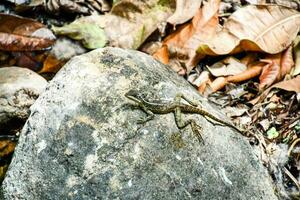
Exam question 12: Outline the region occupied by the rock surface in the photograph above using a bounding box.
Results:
[0,67,47,134]
[2,48,277,199]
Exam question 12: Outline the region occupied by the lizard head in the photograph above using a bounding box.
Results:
[125,89,144,104]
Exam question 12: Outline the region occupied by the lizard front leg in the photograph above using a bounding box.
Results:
[137,104,155,124]
[174,107,204,143]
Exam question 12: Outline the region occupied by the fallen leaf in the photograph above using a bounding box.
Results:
[12,52,43,71]
[280,46,294,78]
[246,0,300,10]
[0,140,16,157]
[292,36,300,76]
[0,13,55,51]
[209,76,228,92]
[188,70,210,87]
[197,5,300,56]
[271,75,300,92]
[259,61,280,90]
[45,0,89,14]
[207,56,247,77]
[250,75,300,104]
[167,0,202,25]
[103,0,175,49]
[39,54,66,73]
[259,54,282,90]
[258,118,271,131]
[52,21,107,49]
[160,0,220,73]
[227,62,263,83]
[153,44,169,64]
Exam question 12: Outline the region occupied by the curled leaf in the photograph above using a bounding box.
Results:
[209,76,228,92]
[162,0,220,73]
[259,60,280,90]
[167,0,202,25]
[197,5,300,56]
[227,63,263,83]
[0,13,55,51]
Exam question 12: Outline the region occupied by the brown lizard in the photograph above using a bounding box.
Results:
[125,89,245,143]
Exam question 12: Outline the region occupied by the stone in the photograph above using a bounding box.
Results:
[2,48,277,199]
[0,67,47,134]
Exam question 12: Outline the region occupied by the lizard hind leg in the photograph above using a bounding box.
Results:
[174,107,204,143]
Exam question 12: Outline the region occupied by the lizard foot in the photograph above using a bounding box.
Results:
[191,122,204,144]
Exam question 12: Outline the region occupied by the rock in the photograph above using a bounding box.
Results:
[0,67,47,134]
[2,48,277,199]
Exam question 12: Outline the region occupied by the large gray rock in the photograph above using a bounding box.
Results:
[0,67,47,133]
[2,48,277,199]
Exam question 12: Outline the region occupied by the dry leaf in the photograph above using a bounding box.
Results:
[227,63,263,83]
[103,0,175,49]
[271,75,300,93]
[280,46,294,78]
[160,0,220,73]
[207,56,247,77]
[153,44,169,64]
[0,13,55,51]
[209,76,228,92]
[197,5,300,56]
[292,36,300,76]
[39,54,66,73]
[188,70,210,87]
[250,75,300,104]
[259,60,280,90]
[246,0,300,10]
[167,0,202,25]
[52,20,107,49]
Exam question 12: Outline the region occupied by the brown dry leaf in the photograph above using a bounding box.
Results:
[160,0,220,73]
[246,0,300,10]
[39,54,66,74]
[0,13,55,51]
[0,140,16,158]
[153,44,169,64]
[259,60,280,90]
[250,75,300,104]
[167,0,202,25]
[197,5,300,56]
[258,47,294,90]
[209,76,228,92]
[271,75,300,92]
[280,46,294,78]
[227,62,264,83]
[12,52,44,71]
[101,0,175,49]
[292,36,300,76]
[207,56,247,77]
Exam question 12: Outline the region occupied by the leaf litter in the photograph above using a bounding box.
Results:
[1,0,300,198]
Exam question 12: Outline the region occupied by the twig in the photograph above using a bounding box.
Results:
[288,138,300,157]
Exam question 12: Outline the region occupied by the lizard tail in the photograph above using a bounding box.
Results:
[201,110,244,134]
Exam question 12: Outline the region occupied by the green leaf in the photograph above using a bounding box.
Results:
[52,22,107,49]
[267,127,279,139]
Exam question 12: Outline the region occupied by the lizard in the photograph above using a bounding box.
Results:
[125,89,245,143]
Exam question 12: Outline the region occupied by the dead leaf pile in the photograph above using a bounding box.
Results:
[1,0,300,197]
